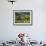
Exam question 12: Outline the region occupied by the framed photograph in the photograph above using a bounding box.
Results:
[13,10,33,25]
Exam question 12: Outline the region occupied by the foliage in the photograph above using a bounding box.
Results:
[15,12,30,23]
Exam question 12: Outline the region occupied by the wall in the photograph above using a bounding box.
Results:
[0,0,46,42]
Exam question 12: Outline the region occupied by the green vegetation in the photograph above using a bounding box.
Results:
[15,12,30,23]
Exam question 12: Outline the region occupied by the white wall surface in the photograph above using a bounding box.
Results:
[0,0,46,42]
